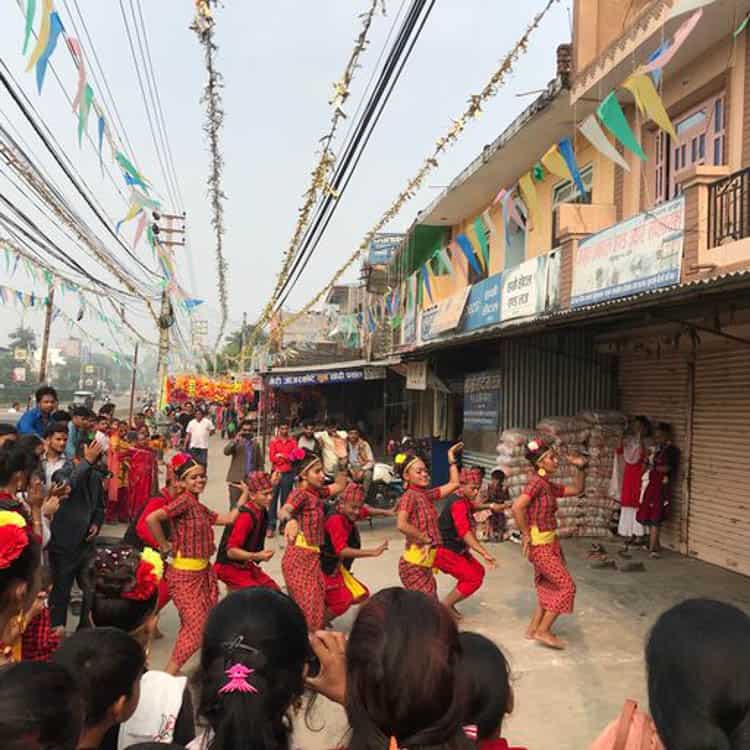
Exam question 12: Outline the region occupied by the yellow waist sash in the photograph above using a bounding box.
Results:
[530,526,557,546]
[294,533,320,553]
[171,552,209,571]
[402,544,437,568]
[339,564,368,600]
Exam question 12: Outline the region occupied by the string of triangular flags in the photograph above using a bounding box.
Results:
[20,0,161,248]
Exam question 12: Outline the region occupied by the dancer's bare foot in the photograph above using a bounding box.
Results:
[525,626,536,640]
[534,631,566,650]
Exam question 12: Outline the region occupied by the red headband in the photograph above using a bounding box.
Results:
[246,471,273,493]
[459,467,483,486]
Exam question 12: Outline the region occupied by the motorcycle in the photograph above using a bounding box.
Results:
[366,462,403,510]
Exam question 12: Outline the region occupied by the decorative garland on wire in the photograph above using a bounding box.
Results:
[279,0,560,332]
[256,0,386,330]
[192,0,229,349]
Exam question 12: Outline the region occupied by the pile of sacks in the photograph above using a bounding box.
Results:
[493,410,627,539]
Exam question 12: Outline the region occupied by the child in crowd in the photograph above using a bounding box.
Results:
[88,543,196,749]
[320,482,389,623]
[394,443,462,597]
[278,447,348,632]
[437,466,497,620]
[0,661,83,750]
[460,632,526,750]
[21,567,60,662]
[127,426,159,522]
[191,587,310,750]
[146,454,248,675]
[52,627,146,750]
[214,471,280,592]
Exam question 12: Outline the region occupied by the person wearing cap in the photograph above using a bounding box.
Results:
[320,482,390,623]
[146,453,249,675]
[512,439,586,650]
[278,446,349,632]
[394,442,463,597]
[213,470,280,592]
[436,466,497,620]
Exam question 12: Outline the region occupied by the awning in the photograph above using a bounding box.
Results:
[263,357,401,388]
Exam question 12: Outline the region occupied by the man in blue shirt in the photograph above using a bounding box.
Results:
[17,385,58,437]
[66,406,94,459]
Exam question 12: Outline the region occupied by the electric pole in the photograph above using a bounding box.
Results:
[239,311,247,373]
[38,286,55,383]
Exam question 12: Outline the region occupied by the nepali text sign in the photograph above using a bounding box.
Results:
[464,390,500,431]
[368,233,403,265]
[501,254,554,322]
[463,273,502,331]
[267,369,364,387]
[401,305,417,349]
[571,196,684,308]
[420,288,469,343]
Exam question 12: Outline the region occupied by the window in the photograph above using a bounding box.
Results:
[551,164,593,248]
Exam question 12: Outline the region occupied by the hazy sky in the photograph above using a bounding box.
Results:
[0,0,570,356]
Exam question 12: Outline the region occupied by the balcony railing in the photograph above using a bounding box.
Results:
[708,168,750,249]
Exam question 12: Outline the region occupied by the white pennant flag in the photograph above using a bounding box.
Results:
[667,0,716,20]
[579,114,630,172]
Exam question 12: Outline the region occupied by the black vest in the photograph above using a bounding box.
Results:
[320,513,360,576]
[123,499,171,550]
[438,497,469,554]
[216,505,267,566]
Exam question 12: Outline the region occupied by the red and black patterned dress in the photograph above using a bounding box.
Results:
[281,484,330,631]
[637,444,680,526]
[397,484,442,597]
[523,475,576,615]
[164,490,219,669]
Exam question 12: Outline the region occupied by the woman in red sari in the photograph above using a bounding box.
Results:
[126,426,159,522]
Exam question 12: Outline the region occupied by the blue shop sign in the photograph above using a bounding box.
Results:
[463,273,502,331]
[464,390,500,431]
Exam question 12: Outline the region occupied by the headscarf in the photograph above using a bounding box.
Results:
[246,471,272,493]
[171,452,202,479]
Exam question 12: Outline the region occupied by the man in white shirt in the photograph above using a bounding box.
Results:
[186,406,215,467]
[314,418,348,477]
[93,415,111,457]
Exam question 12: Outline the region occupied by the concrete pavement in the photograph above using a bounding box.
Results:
[106,435,750,749]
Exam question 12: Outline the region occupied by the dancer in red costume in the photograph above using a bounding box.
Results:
[394,442,462,597]
[512,439,586,650]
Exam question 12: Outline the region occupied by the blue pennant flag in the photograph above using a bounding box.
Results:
[36,12,64,93]
[456,234,481,275]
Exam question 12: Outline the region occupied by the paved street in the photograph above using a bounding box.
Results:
[102,435,750,750]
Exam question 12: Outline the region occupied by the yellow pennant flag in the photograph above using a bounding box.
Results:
[26,0,53,71]
[622,73,677,140]
[541,144,571,181]
[518,173,539,230]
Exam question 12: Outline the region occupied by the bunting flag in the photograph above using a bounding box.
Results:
[23,0,37,55]
[558,138,588,198]
[645,41,669,85]
[597,92,646,160]
[132,210,147,249]
[26,0,52,71]
[130,188,161,211]
[421,264,433,304]
[643,10,702,73]
[183,298,205,311]
[473,217,490,270]
[97,116,105,171]
[68,38,85,111]
[735,13,750,38]
[35,11,64,93]
[492,187,507,206]
[505,190,525,230]
[622,73,677,139]
[667,0,716,20]
[455,234,482,275]
[541,144,571,180]
[448,240,468,283]
[578,114,630,171]
[116,203,141,233]
[116,152,149,192]
[77,83,94,145]
[438,247,453,276]
[518,173,539,229]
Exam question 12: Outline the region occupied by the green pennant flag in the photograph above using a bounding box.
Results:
[473,217,490,270]
[532,163,545,182]
[597,91,646,160]
[23,0,37,55]
[43,270,53,286]
[390,313,403,329]
[77,84,94,146]
[735,14,750,38]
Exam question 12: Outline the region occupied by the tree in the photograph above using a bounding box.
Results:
[8,325,36,353]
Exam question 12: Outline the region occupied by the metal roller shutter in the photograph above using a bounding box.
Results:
[689,348,750,575]
[618,353,690,552]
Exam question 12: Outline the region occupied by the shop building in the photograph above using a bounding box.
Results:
[382,0,750,576]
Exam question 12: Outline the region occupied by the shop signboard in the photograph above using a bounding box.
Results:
[420,305,440,343]
[406,361,427,391]
[501,255,551,321]
[571,196,684,308]
[401,305,417,349]
[463,390,500,431]
[363,366,386,380]
[367,233,403,265]
[267,369,364,387]
[463,273,502,331]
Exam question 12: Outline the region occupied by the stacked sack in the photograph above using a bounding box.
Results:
[535,417,588,538]
[494,428,532,533]
[577,410,627,538]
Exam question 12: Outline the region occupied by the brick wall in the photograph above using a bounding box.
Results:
[559,238,575,309]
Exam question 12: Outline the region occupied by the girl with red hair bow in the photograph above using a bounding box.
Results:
[436,466,497,620]
[394,442,462,598]
[512,439,586,650]
[146,453,248,675]
[214,470,281,592]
